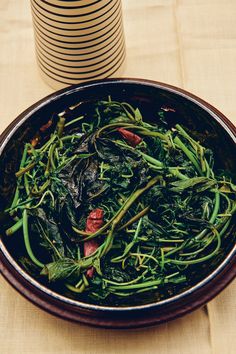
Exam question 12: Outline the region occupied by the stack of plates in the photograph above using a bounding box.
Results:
[30,0,126,89]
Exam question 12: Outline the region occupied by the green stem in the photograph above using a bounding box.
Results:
[31,180,50,196]
[175,124,199,146]
[103,270,148,287]
[49,143,57,170]
[65,283,86,293]
[57,117,66,137]
[6,218,23,236]
[139,151,188,180]
[209,191,220,223]
[119,206,150,230]
[64,115,84,127]
[174,136,203,175]
[22,209,44,268]
[61,135,82,142]
[166,229,221,265]
[16,162,36,178]
[29,190,54,209]
[112,218,143,262]
[108,275,186,291]
[139,151,163,167]
[125,126,168,141]
[39,135,57,153]
[24,174,30,196]
[113,140,188,180]
[196,191,220,240]
[10,186,19,211]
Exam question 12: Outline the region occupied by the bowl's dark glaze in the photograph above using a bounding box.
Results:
[0,78,235,328]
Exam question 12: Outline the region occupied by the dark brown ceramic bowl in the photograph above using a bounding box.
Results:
[0,78,236,328]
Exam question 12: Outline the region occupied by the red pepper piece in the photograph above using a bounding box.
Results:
[30,136,40,148]
[40,119,53,132]
[84,239,99,278]
[117,128,142,147]
[85,208,104,233]
[84,208,104,278]
[30,119,53,148]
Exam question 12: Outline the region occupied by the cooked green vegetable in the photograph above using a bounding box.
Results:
[4,98,236,305]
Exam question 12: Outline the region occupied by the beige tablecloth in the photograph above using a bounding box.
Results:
[0,1,236,353]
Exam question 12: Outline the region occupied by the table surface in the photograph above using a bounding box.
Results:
[0,1,236,353]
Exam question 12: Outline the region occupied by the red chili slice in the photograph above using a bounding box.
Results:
[30,119,53,148]
[30,136,40,148]
[84,208,104,278]
[117,128,142,147]
[40,119,53,132]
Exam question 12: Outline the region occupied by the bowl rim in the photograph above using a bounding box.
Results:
[0,77,236,316]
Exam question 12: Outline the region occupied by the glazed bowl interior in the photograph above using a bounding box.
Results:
[0,79,236,311]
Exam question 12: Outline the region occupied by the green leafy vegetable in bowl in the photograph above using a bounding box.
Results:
[5,98,236,305]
